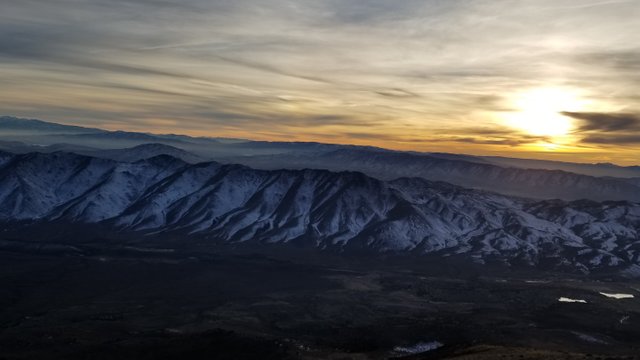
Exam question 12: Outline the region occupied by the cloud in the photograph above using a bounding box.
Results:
[1,0,640,162]
[574,50,640,74]
[375,88,420,98]
[560,111,640,145]
[552,0,633,10]
[561,111,640,132]
[581,135,640,144]
[341,126,550,147]
[213,56,334,85]
[439,135,551,147]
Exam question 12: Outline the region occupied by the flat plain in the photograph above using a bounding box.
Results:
[0,239,639,359]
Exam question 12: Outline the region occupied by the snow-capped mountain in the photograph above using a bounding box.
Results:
[0,150,639,275]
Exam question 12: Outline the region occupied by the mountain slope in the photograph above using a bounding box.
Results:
[0,151,639,275]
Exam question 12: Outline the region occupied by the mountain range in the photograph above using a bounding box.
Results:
[226,149,640,202]
[2,116,640,203]
[1,149,639,276]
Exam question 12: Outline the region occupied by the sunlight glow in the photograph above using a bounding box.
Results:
[506,88,587,138]
[540,142,559,151]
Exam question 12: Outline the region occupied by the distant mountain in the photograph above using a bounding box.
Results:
[424,152,494,164]
[0,116,99,134]
[481,155,640,178]
[0,116,217,150]
[0,116,339,157]
[1,151,639,276]
[0,141,206,164]
[224,148,640,202]
[85,143,207,163]
[3,116,640,202]
[0,140,100,154]
[69,130,175,142]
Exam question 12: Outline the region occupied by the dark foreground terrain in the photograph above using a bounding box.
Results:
[0,239,639,359]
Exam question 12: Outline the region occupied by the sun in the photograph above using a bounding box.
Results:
[506,87,586,137]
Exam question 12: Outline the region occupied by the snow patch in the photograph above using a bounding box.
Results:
[599,292,634,299]
[558,297,587,303]
[393,341,443,355]
[571,331,609,345]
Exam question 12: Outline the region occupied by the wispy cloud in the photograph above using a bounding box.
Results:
[552,0,632,10]
[581,135,640,144]
[1,0,639,162]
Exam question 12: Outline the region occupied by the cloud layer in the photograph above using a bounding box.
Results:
[1,0,639,163]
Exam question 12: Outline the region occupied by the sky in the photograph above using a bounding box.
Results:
[1,0,639,164]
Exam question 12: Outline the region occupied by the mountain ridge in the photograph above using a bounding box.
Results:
[228,148,640,202]
[3,115,640,202]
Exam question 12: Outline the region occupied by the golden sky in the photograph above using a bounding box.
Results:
[1,0,639,164]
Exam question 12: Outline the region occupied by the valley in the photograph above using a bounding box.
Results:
[0,244,639,359]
